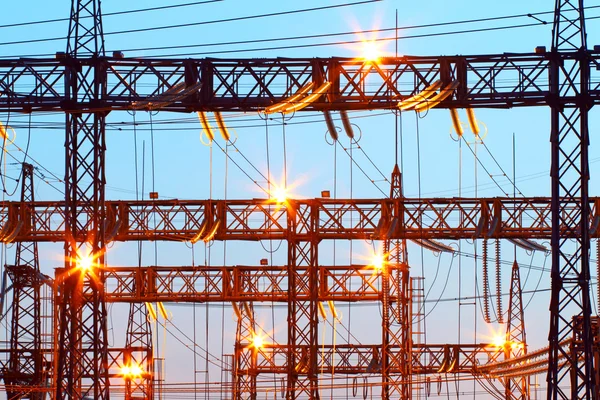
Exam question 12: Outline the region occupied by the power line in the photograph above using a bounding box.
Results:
[0,0,381,47]
[92,6,600,55]
[0,0,224,29]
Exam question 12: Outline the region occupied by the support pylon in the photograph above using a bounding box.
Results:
[124,302,153,400]
[233,297,257,400]
[381,164,411,400]
[286,201,319,399]
[54,1,110,398]
[3,163,48,399]
[547,1,596,398]
[503,260,529,400]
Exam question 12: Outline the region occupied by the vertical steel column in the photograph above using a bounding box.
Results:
[504,261,529,400]
[55,1,109,399]
[4,163,46,399]
[381,165,410,400]
[286,201,319,399]
[124,303,153,400]
[233,271,257,399]
[548,1,596,399]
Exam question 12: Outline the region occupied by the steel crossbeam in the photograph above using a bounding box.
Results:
[0,197,596,243]
[1,53,600,113]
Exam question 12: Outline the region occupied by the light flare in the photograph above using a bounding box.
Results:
[270,186,289,204]
[252,334,264,350]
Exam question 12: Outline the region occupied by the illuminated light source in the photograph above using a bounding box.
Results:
[413,81,460,112]
[465,108,480,137]
[77,253,94,272]
[214,111,231,142]
[397,80,442,110]
[265,82,314,114]
[130,363,143,377]
[121,362,143,379]
[197,111,215,144]
[270,186,288,204]
[361,40,380,62]
[371,253,385,272]
[251,334,264,350]
[449,108,464,137]
[492,335,506,348]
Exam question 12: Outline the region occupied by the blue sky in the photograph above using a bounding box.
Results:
[2,1,600,398]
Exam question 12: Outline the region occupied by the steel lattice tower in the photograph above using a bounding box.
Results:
[54,0,110,398]
[381,164,411,399]
[548,1,596,399]
[505,260,529,400]
[3,163,47,399]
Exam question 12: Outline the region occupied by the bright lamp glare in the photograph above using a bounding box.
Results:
[77,254,94,271]
[121,362,143,379]
[271,186,288,204]
[252,335,264,349]
[362,41,380,62]
[371,253,385,271]
[493,335,507,349]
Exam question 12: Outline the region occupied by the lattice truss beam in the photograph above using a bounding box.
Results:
[0,197,596,242]
[1,53,600,113]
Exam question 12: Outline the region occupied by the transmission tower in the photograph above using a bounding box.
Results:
[124,302,153,400]
[54,0,110,398]
[504,260,529,400]
[3,163,47,399]
[381,164,411,399]
[548,1,596,399]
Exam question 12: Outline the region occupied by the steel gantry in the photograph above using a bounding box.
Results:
[0,0,598,398]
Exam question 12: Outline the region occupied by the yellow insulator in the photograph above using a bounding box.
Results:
[318,302,327,319]
[197,111,215,144]
[0,121,6,140]
[202,219,220,243]
[145,302,157,322]
[214,111,230,142]
[450,109,463,137]
[398,80,442,110]
[265,82,314,114]
[466,108,480,137]
[323,111,338,141]
[279,82,331,114]
[157,302,170,320]
[327,300,339,320]
[413,81,459,112]
[232,303,242,320]
[340,110,355,139]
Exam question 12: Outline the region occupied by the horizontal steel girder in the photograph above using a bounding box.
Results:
[0,197,598,242]
[1,52,600,112]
